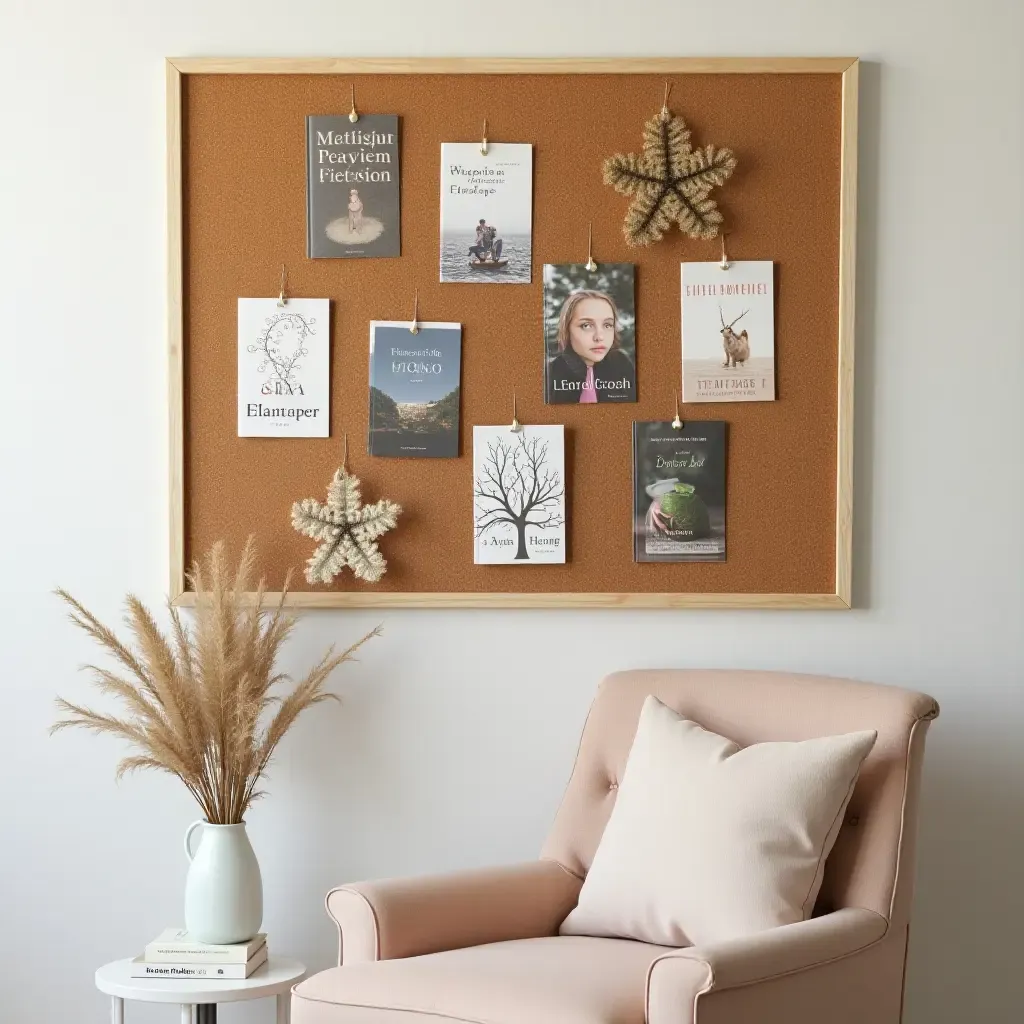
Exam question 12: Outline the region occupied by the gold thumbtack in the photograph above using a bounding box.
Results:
[277,264,288,307]
[671,394,683,430]
[510,391,523,433]
[409,291,420,334]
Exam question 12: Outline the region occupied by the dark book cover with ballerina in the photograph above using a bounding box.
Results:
[633,421,727,562]
[306,115,400,258]
[368,322,462,458]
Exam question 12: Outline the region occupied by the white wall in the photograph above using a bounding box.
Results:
[2,2,1021,1021]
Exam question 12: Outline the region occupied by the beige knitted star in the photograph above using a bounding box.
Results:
[604,108,737,247]
[291,467,401,584]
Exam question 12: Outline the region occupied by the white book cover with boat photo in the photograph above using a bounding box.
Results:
[681,260,775,402]
[440,142,532,284]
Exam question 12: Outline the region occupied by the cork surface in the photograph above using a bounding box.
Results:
[183,72,841,594]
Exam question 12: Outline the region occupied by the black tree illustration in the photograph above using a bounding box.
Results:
[474,433,564,560]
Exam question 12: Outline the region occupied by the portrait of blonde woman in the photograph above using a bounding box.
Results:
[543,264,636,405]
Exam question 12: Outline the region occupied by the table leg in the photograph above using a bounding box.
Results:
[180,1005,194,1024]
[196,1005,217,1024]
[111,996,124,1024]
[276,991,289,1024]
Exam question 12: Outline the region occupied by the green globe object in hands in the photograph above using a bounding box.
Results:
[658,483,711,538]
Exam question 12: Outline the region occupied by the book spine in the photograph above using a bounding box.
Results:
[306,116,315,258]
[143,939,265,964]
[131,959,255,980]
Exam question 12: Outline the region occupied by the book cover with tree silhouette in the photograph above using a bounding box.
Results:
[368,321,462,458]
[473,425,566,564]
[633,420,726,562]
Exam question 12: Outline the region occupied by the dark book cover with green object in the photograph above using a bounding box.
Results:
[368,322,461,458]
[306,114,400,258]
[633,421,726,562]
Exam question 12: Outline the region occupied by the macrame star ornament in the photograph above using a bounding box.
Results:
[291,467,401,585]
[604,107,737,247]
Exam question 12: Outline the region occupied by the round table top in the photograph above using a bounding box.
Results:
[95,956,306,1004]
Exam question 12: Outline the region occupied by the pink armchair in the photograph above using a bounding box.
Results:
[292,669,938,1024]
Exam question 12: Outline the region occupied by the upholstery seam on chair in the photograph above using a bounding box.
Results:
[291,988,500,1024]
[540,684,604,874]
[703,910,889,993]
[888,715,931,923]
[323,888,343,966]
[539,855,585,883]
[644,950,713,1024]
[326,886,383,962]
[646,909,891,1020]
[799,764,863,918]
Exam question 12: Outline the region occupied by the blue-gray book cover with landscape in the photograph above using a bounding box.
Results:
[368,322,462,458]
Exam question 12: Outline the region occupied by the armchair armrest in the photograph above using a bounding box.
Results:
[326,859,583,964]
[646,908,888,1023]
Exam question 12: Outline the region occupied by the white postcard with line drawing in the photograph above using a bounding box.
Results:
[238,298,330,437]
[681,261,775,403]
[473,425,565,564]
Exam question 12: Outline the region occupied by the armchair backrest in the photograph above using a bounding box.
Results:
[541,670,938,927]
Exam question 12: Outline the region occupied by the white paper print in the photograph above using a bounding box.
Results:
[440,142,533,284]
[681,261,775,403]
[473,425,565,564]
[238,298,330,437]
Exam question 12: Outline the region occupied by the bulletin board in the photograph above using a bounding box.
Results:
[167,57,858,609]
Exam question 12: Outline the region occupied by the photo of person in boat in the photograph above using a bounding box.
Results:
[440,142,532,284]
[468,219,504,263]
[543,264,637,405]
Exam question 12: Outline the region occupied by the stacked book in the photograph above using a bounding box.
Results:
[130,929,269,979]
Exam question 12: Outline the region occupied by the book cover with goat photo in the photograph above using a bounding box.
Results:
[633,421,726,562]
[681,261,775,402]
[368,321,461,458]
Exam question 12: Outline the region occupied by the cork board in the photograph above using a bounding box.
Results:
[168,58,858,609]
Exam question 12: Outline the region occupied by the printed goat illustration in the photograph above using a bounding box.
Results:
[719,307,750,368]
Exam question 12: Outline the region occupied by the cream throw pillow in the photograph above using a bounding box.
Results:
[559,695,876,947]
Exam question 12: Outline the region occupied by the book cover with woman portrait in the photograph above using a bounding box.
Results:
[543,264,636,405]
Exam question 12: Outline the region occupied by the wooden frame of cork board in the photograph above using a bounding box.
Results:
[167,56,858,609]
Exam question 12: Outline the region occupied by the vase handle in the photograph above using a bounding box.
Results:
[184,820,204,863]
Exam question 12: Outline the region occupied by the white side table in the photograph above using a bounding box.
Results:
[96,956,305,1024]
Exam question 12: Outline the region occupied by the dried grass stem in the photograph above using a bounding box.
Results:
[52,538,378,823]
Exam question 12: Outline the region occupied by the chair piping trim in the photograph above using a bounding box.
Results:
[326,886,383,963]
[644,909,890,1022]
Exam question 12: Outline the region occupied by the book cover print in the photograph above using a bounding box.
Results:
[633,421,726,562]
[543,263,636,405]
[368,321,461,458]
[473,425,566,564]
[681,261,775,402]
[306,115,400,258]
[237,298,329,438]
[440,142,532,284]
